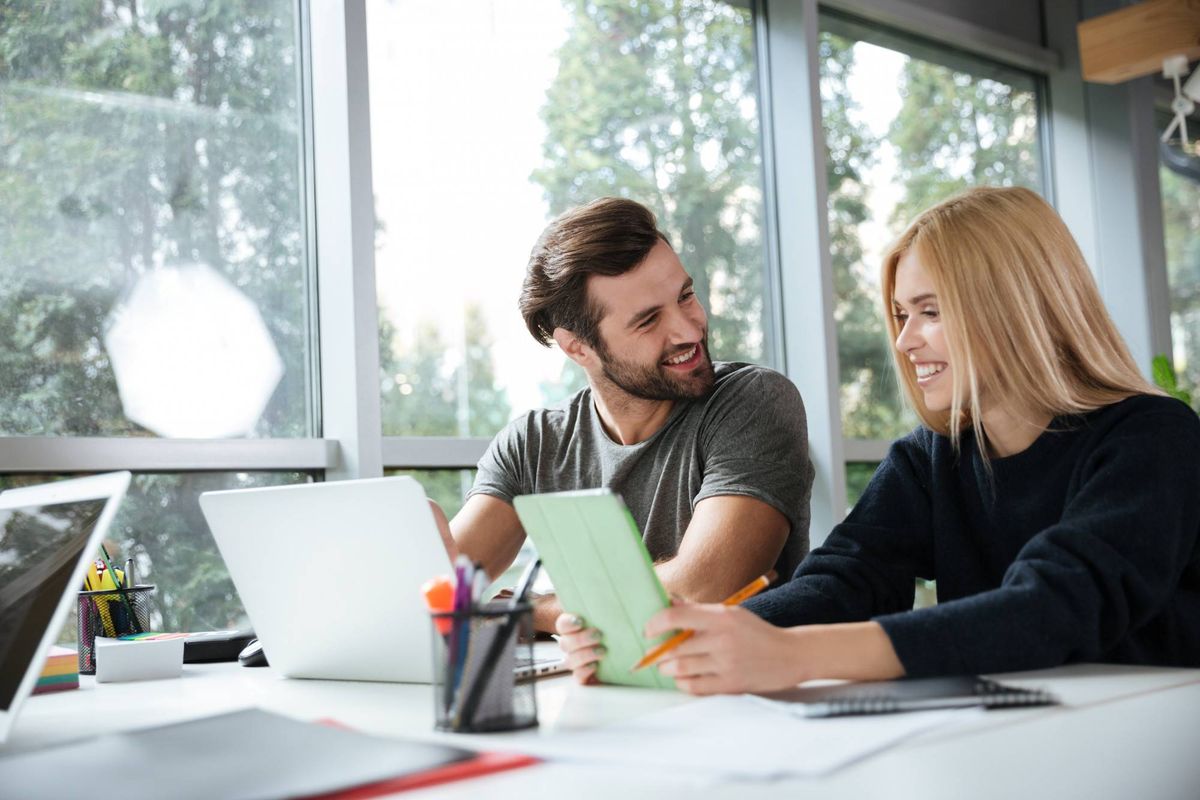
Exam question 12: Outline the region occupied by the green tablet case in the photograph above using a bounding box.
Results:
[513,489,675,689]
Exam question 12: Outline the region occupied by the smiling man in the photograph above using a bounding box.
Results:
[442,197,814,632]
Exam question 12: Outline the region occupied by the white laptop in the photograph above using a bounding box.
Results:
[199,476,449,683]
[200,476,566,684]
[0,471,132,744]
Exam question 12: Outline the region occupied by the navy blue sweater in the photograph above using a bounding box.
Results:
[744,394,1200,677]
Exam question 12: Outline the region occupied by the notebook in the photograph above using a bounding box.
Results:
[512,489,674,689]
[199,476,565,683]
[755,675,1060,718]
[0,707,530,800]
[0,472,131,744]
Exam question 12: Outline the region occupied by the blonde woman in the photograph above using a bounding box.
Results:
[556,186,1200,692]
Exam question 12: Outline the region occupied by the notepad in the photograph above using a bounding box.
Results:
[0,708,477,800]
[513,490,674,689]
[754,675,1060,717]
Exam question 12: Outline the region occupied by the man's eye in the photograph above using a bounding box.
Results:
[680,290,695,302]
[638,315,657,329]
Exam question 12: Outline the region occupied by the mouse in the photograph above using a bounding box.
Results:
[237,638,269,667]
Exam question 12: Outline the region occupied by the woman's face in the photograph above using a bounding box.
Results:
[893,250,953,412]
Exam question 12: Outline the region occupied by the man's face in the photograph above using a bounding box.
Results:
[586,239,715,401]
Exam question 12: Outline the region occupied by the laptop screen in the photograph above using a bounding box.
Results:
[0,499,106,711]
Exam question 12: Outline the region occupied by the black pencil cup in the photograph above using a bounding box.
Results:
[76,585,156,675]
[430,602,538,733]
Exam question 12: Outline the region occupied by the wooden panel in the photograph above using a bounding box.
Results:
[1078,0,1200,84]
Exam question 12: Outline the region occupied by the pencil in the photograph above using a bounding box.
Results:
[631,570,776,672]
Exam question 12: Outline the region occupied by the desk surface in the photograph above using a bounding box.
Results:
[8,661,1200,799]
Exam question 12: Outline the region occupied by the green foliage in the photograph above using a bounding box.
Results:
[1152,354,1193,406]
[820,30,1042,440]
[531,0,765,363]
[1159,163,1200,413]
[1,0,312,631]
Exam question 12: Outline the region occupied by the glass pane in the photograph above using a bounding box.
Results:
[844,461,880,511]
[0,3,313,438]
[389,469,477,520]
[1161,156,1200,409]
[1,471,310,639]
[370,0,771,437]
[819,14,1043,440]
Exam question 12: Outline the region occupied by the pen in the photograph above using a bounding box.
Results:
[631,571,776,672]
[99,544,141,634]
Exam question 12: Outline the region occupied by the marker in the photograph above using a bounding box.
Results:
[631,571,775,672]
[422,575,455,636]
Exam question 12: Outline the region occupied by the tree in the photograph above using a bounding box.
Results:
[0,0,311,630]
[818,31,903,442]
[889,61,1040,226]
[531,0,766,363]
[1160,162,1200,407]
[379,303,512,516]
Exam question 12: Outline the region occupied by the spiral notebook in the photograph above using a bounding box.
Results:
[755,675,1059,718]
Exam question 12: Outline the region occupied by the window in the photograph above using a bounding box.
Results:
[1160,149,1200,407]
[369,0,775,447]
[0,1,315,629]
[818,13,1044,491]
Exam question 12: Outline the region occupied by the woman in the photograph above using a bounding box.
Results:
[557,186,1200,693]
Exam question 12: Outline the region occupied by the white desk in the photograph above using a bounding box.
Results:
[9,662,1200,799]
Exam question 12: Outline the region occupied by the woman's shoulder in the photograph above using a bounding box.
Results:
[1083,393,1199,437]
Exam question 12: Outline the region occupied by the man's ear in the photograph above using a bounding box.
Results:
[553,327,592,367]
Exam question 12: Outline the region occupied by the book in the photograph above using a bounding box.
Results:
[32,646,78,696]
[0,708,535,799]
[755,675,1059,718]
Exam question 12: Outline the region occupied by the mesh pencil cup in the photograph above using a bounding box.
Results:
[430,601,538,733]
[76,585,156,675]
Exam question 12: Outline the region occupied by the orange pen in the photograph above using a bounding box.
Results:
[631,571,775,672]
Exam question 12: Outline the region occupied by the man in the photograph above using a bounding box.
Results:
[436,197,813,638]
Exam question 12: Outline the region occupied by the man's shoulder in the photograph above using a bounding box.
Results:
[709,362,801,407]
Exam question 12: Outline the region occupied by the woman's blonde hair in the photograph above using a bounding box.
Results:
[881,186,1157,449]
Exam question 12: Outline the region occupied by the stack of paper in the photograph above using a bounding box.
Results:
[32,646,79,695]
[516,694,976,779]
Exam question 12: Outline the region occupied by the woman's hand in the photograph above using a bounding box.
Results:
[555,612,605,685]
[644,602,806,695]
[645,604,905,695]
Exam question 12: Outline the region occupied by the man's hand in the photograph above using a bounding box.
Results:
[555,611,604,685]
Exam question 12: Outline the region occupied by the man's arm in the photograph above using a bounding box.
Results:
[654,494,790,601]
[436,494,527,581]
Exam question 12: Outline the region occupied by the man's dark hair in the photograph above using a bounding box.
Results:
[520,197,670,348]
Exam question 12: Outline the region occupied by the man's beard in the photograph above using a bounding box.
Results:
[595,336,716,402]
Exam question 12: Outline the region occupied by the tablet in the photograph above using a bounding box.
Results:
[513,489,674,689]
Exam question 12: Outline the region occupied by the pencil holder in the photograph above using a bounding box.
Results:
[76,585,156,675]
[430,601,538,733]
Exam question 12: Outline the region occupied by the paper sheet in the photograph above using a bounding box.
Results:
[518,694,978,779]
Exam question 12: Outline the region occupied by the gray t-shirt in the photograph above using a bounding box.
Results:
[469,362,813,580]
